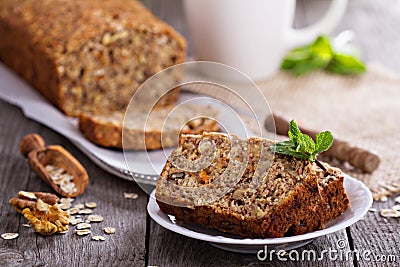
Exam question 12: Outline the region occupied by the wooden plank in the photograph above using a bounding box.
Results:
[147,219,353,266]
[348,198,400,265]
[0,101,43,266]
[0,100,147,266]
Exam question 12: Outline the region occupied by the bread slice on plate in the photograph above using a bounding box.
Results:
[79,105,219,150]
[156,132,349,238]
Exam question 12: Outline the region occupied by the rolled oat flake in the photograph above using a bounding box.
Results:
[85,202,97,208]
[79,209,93,214]
[76,229,91,236]
[1,233,19,240]
[124,192,138,199]
[103,227,116,234]
[87,215,104,222]
[76,223,92,230]
[92,235,106,241]
[380,209,400,218]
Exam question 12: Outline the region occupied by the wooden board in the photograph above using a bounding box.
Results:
[0,101,147,266]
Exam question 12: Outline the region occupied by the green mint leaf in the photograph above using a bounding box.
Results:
[281,46,311,70]
[288,120,301,143]
[326,53,367,75]
[292,58,326,76]
[271,140,295,151]
[280,35,366,76]
[315,131,334,154]
[298,134,316,155]
[290,35,334,76]
[281,59,297,70]
[270,119,334,163]
[310,36,333,65]
[271,142,309,159]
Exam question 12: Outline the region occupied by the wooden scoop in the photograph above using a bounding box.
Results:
[20,134,89,198]
[265,114,380,173]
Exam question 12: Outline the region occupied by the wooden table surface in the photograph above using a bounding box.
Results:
[1,0,399,266]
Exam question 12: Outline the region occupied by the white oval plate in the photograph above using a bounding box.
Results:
[147,174,372,253]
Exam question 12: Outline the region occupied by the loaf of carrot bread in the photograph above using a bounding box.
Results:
[156,132,349,238]
[79,105,219,150]
[0,0,186,116]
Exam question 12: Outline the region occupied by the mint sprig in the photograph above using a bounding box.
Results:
[270,120,333,171]
[281,35,366,76]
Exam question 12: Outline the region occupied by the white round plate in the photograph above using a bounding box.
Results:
[147,174,372,253]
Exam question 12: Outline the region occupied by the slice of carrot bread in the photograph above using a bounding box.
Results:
[317,165,350,224]
[156,132,349,238]
[287,165,350,235]
[79,105,219,150]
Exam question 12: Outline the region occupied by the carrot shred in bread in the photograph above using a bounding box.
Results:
[200,170,209,184]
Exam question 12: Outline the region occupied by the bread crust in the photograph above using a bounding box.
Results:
[0,0,186,116]
[78,108,219,150]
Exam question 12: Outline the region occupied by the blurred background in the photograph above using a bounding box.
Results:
[140,0,400,73]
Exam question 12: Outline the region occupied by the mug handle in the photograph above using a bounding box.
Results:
[286,0,348,49]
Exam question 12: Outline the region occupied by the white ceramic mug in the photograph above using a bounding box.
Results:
[183,0,348,81]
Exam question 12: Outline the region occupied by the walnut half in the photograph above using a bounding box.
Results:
[9,191,69,235]
[22,199,69,235]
